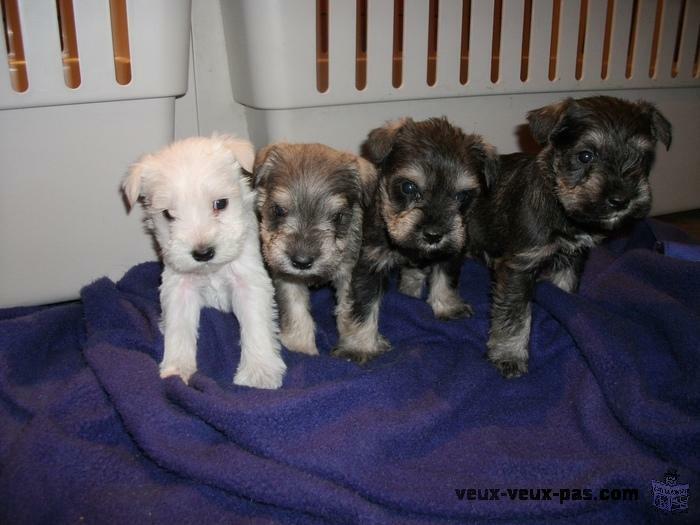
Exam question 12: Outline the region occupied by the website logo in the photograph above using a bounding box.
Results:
[651,469,689,513]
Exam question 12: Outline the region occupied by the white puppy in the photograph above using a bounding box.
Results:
[122,135,286,389]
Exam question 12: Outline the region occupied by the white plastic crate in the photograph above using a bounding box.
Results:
[224,0,700,108]
[0,0,191,307]
[220,0,700,215]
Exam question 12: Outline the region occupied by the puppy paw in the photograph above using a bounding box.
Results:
[234,355,287,389]
[399,268,427,298]
[487,355,528,379]
[486,332,530,379]
[280,329,319,356]
[434,301,474,321]
[331,347,375,364]
[398,283,423,298]
[331,336,391,364]
[159,361,197,383]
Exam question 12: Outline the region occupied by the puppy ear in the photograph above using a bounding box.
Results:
[218,135,255,173]
[651,110,672,150]
[477,141,499,190]
[252,144,281,188]
[122,155,155,209]
[637,101,672,150]
[361,118,410,165]
[355,156,379,207]
[526,98,574,145]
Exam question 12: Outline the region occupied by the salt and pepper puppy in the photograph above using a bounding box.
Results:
[122,136,286,389]
[253,143,377,356]
[469,96,672,378]
[333,117,498,363]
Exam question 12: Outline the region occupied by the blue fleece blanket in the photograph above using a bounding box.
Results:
[1,220,699,524]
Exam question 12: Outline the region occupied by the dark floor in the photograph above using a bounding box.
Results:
[654,209,700,241]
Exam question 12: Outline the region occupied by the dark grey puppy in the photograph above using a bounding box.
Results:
[333,117,498,363]
[469,96,672,378]
[254,143,377,356]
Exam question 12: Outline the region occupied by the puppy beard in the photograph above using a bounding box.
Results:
[612,178,653,224]
[153,213,248,274]
[381,197,465,259]
[260,225,344,284]
[554,168,652,231]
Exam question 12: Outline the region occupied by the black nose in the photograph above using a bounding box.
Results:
[290,254,314,270]
[607,196,629,211]
[191,247,215,262]
[423,229,444,245]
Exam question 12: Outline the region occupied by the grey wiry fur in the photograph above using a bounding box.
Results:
[469,95,672,378]
[334,117,498,362]
[398,267,427,298]
[253,143,378,356]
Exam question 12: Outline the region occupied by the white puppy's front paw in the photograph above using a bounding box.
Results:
[159,360,197,383]
[234,354,287,389]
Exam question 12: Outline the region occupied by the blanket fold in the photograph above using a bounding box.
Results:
[1,219,699,524]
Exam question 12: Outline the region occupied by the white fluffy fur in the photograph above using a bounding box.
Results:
[123,135,286,389]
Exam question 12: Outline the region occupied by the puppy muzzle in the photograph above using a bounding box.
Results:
[192,247,215,262]
[288,252,315,270]
[423,227,446,246]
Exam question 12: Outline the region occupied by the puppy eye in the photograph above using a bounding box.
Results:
[334,211,346,225]
[455,190,472,204]
[273,204,288,217]
[162,210,175,222]
[577,150,595,164]
[400,180,422,200]
[213,199,228,211]
[401,181,417,195]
